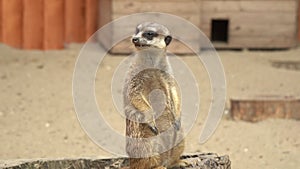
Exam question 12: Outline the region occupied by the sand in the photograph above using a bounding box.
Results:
[0,43,299,169]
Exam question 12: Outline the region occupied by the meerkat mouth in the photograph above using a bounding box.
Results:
[135,44,151,47]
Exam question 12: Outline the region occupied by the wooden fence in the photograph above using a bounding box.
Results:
[0,0,99,50]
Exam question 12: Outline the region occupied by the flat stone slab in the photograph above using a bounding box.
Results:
[1,153,231,169]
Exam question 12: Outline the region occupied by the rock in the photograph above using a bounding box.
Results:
[1,153,231,169]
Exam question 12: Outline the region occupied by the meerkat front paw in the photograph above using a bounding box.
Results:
[169,160,190,169]
[173,119,181,131]
[148,120,159,135]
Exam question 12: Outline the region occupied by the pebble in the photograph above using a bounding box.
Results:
[45,122,50,128]
[244,148,249,152]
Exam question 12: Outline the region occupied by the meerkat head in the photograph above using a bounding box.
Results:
[132,22,172,50]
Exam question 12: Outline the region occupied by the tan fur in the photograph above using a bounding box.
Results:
[123,23,185,169]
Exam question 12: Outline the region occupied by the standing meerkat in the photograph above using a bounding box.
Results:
[123,22,186,169]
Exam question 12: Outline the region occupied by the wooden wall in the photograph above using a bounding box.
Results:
[99,0,299,53]
[0,0,99,50]
[201,0,298,48]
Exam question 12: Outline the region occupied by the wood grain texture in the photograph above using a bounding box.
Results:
[65,0,85,43]
[1,0,22,48]
[212,37,296,49]
[113,0,200,15]
[231,97,300,122]
[201,12,297,25]
[44,0,65,49]
[99,0,112,27]
[298,0,300,41]
[201,24,296,38]
[23,0,44,49]
[0,0,2,42]
[112,0,201,27]
[98,0,112,50]
[86,0,99,41]
[202,0,297,13]
[201,0,298,48]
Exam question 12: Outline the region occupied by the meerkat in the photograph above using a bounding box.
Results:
[123,22,186,169]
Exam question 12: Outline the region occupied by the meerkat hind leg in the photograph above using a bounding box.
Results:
[154,166,167,169]
[168,160,190,169]
[140,94,159,135]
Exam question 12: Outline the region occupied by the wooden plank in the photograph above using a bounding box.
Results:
[98,0,112,50]
[23,0,44,49]
[112,0,200,15]
[85,0,99,40]
[213,36,296,49]
[99,0,112,27]
[65,0,85,43]
[201,24,296,38]
[298,0,300,41]
[44,0,64,49]
[112,0,200,27]
[0,0,2,42]
[202,1,297,13]
[113,14,200,27]
[201,12,297,25]
[1,0,22,48]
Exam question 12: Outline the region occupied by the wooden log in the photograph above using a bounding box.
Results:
[23,0,44,49]
[230,96,300,122]
[65,0,85,43]
[0,153,231,169]
[1,0,22,48]
[44,0,65,50]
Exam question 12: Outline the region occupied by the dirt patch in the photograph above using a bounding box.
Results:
[0,44,299,169]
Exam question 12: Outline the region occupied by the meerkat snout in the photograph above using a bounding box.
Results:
[132,22,172,49]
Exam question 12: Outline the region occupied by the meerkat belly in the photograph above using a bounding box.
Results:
[126,68,180,137]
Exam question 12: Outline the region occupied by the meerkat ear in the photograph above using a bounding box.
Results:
[164,36,172,46]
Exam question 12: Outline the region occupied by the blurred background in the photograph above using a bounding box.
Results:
[0,0,299,169]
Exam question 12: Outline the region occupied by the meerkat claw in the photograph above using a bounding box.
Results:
[148,122,159,135]
[173,119,181,131]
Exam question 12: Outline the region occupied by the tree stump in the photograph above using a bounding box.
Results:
[231,96,300,122]
[1,153,231,169]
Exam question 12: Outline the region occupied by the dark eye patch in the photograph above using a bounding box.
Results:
[142,31,158,40]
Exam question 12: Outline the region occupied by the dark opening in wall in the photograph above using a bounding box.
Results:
[211,19,229,43]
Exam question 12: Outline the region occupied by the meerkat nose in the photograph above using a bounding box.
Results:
[132,37,139,44]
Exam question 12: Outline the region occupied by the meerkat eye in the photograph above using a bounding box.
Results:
[142,31,158,40]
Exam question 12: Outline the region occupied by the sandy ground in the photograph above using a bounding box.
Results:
[0,43,299,169]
